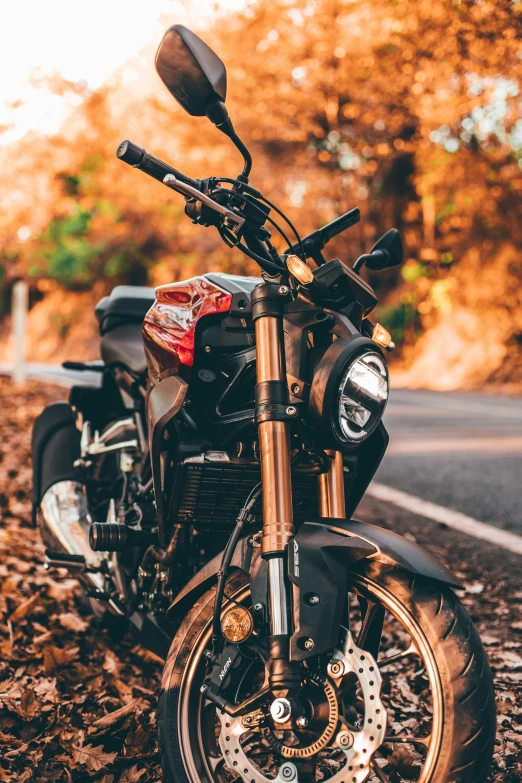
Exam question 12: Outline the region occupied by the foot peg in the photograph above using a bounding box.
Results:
[89,522,155,552]
[44,549,87,570]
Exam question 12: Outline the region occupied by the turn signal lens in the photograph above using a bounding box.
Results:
[372,323,393,349]
[221,606,254,643]
[286,254,315,285]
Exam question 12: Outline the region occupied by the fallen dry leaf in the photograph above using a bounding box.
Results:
[9,590,42,622]
[123,725,150,757]
[33,677,58,702]
[58,612,89,633]
[43,644,80,675]
[73,731,118,772]
[119,765,147,782]
[46,578,79,602]
[103,649,122,677]
[387,745,417,769]
[132,645,164,666]
[94,700,140,728]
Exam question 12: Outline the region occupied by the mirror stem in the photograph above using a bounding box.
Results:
[353,254,371,273]
[353,249,389,273]
[229,132,252,181]
[207,101,252,181]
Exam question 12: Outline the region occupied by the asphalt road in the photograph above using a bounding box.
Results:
[378,389,522,533]
[0,361,102,388]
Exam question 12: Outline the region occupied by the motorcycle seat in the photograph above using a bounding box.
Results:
[95,285,157,336]
[100,323,148,375]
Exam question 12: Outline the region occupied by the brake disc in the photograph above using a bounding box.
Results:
[217,631,386,783]
[326,630,387,783]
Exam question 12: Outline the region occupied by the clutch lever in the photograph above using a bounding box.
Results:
[163,174,245,233]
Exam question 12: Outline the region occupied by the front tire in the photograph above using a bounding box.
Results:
[158,566,495,783]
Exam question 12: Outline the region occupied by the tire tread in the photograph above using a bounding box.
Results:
[159,566,495,783]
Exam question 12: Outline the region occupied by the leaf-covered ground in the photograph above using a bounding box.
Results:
[0,379,162,783]
[0,377,521,782]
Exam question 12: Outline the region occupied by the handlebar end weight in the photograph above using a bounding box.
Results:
[116,139,145,166]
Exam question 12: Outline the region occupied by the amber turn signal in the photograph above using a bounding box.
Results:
[221,606,254,643]
[286,254,315,286]
[372,323,393,349]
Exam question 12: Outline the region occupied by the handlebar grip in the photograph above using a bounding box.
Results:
[117,140,200,190]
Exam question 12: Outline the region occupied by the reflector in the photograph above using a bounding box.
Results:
[221,606,254,643]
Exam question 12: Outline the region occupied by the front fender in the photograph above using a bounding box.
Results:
[288,518,461,660]
[166,517,460,656]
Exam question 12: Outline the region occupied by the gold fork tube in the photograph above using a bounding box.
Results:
[318,450,346,518]
[259,420,294,554]
[255,315,294,556]
[256,317,285,380]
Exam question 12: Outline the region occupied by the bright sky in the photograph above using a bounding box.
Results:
[1,0,245,146]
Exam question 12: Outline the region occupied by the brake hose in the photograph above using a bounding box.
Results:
[237,240,286,275]
[210,483,262,655]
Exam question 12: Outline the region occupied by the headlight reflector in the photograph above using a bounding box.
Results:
[337,352,388,442]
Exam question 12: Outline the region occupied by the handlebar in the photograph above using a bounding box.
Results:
[321,208,361,243]
[285,207,360,264]
[117,140,201,190]
[117,139,362,279]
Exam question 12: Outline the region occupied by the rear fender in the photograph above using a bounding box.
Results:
[167,517,460,650]
[32,402,81,526]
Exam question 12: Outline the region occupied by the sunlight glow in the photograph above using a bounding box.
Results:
[1,0,245,145]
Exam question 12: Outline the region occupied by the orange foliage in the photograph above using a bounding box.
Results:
[1,0,522,384]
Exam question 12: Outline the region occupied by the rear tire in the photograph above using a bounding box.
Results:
[158,566,495,783]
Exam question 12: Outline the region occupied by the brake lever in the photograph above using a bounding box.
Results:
[163,174,245,232]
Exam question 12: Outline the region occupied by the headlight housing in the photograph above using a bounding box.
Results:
[309,337,389,448]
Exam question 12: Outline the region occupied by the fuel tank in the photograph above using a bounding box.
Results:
[142,273,259,383]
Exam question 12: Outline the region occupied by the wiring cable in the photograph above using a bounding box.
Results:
[210,483,262,655]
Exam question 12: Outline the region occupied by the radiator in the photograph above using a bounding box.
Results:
[170,460,351,533]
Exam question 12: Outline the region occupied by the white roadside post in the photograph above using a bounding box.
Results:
[13,279,28,384]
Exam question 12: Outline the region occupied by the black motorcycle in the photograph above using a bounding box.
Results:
[32,24,495,783]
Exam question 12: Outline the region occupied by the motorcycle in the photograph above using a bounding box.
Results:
[32,24,495,783]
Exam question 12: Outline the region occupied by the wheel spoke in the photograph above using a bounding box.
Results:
[384,733,431,748]
[208,755,226,774]
[357,599,385,658]
[378,642,419,669]
[370,760,391,782]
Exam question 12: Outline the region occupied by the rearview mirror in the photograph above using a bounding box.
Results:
[155,25,253,181]
[155,25,227,117]
[365,229,404,270]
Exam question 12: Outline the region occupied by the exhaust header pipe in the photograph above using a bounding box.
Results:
[39,480,106,592]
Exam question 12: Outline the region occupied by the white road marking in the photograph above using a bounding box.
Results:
[390,394,522,420]
[386,436,522,455]
[366,481,522,556]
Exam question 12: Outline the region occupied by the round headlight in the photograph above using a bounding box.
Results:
[335,351,388,443]
[309,337,389,448]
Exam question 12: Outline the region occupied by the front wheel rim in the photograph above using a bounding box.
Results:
[175,578,445,783]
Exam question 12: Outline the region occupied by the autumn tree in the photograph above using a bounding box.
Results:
[1,0,522,384]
